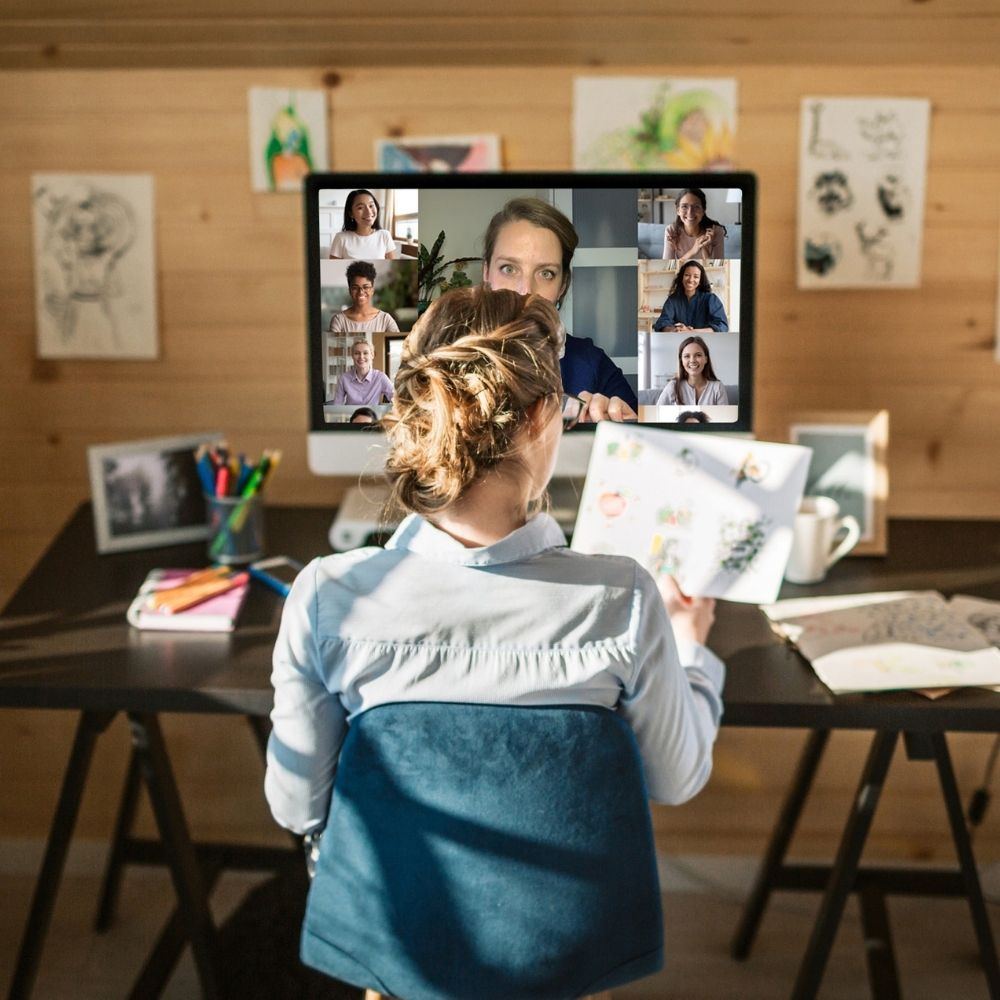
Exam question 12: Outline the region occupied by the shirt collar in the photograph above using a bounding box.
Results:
[385,512,567,566]
[351,368,374,383]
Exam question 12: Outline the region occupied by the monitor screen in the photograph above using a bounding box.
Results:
[304,172,756,477]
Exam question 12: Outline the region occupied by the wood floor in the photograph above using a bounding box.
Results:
[2,847,999,999]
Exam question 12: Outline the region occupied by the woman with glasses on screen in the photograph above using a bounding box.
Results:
[662,187,727,263]
[480,197,638,423]
[329,261,400,340]
[328,189,397,260]
[267,286,723,867]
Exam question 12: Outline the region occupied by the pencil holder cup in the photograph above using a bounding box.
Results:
[205,493,264,565]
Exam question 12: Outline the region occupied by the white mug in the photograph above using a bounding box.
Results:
[784,496,861,585]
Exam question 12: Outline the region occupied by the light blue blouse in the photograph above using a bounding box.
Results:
[265,512,726,833]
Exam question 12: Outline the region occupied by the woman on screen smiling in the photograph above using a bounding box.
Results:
[329,261,400,339]
[662,187,727,263]
[328,189,397,260]
[480,197,637,423]
[656,335,729,406]
[652,260,729,334]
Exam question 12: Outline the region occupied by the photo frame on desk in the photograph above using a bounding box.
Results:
[87,432,223,554]
[787,410,888,555]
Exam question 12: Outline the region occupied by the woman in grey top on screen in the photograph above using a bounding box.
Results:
[656,336,729,406]
[328,190,397,260]
[653,260,729,333]
[329,261,400,338]
[662,188,727,263]
[480,197,638,422]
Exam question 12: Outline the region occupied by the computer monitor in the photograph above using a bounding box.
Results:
[305,172,756,481]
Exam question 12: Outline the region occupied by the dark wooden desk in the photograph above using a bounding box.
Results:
[3,506,1000,999]
[0,504,332,1000]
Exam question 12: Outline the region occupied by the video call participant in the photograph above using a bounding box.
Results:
[656,336,729,406]
[480,198,638,422]
[677,410,709,424]
[328,189,397,260]
[653,261,729,334]
[349,406,380,425]
[331,339,394,406]
[330,261,400,339]
[662,187,727,263]
[266,284,723,871]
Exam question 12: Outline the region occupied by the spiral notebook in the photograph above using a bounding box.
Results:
[126,568,249,633]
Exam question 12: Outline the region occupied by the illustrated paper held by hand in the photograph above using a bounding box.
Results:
[571,423,811,604]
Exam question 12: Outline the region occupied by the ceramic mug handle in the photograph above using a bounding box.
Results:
[826,515,861,569]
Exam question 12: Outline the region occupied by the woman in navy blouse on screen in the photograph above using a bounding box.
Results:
[653,260,729,334]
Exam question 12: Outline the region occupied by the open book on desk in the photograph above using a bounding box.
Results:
[761,591,1000,694]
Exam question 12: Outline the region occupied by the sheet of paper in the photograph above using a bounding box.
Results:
[797,96,930,289]
[762,591,1000,694]
[571,425,811,604]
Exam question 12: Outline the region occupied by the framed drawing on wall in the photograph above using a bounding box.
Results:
[787,410,889,555]
[87,432,222,553]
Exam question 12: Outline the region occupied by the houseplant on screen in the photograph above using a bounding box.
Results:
[417,231,479,313]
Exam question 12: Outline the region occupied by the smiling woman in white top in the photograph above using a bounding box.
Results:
[267,285,724,845]
[328,189,397,260]
[656,334,730,406]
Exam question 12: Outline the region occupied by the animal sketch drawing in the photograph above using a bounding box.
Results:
[857,111,905,160]
[809,170,854,215]
[806,103,849,160]
[855,223,895,280]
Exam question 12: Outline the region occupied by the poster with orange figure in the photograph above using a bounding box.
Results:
[248,88,328,193]
[573,77,737,172]
[571,424,811,604]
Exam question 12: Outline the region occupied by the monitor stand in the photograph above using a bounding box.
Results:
[329,477,586,551]
[329,481,394,551]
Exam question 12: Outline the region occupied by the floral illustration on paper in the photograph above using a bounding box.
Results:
[606,438,644,462]
[647,534,682,578]
[574,77,737,172]
[717,517,769,574]
[656,504,692,528]
[733,452,769,488]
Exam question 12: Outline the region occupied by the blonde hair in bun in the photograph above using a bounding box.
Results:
[383,285,563,517]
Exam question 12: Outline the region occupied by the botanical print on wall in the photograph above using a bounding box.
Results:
[248,87,328,193]
[573,77,737,172]
[797,97,930,289]
[31,173,158,359]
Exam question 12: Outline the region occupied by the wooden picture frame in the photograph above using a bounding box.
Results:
[787,410,889,555]
[87,432,222,554]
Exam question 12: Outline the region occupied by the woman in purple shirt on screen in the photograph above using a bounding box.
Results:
[331,340,394,406]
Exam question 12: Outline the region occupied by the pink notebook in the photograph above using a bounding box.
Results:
[126,568,249,632]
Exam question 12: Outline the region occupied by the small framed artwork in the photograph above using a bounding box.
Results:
[87,432,222,554]
[787,410,889,555]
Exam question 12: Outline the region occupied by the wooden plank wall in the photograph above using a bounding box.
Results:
[2,43,1000,858]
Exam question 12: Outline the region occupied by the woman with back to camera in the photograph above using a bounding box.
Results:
[662,187,727,263]
[330,261,400,340]
[480,197,638,422]
[653,260,729,333]
[266,287,724,915]
[328,189,397,260]
[657,335,729,406]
